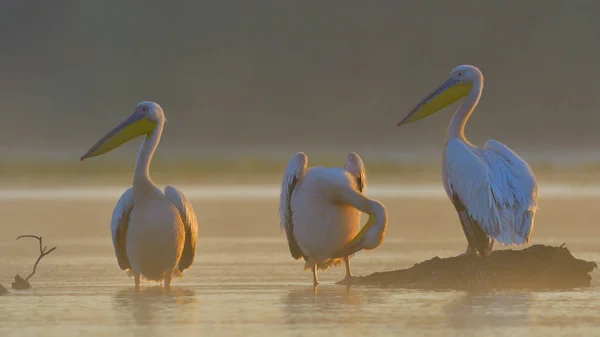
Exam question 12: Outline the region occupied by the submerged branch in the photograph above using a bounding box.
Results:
[12,235,57,289]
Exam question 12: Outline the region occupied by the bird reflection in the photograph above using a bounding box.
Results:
[113,286,197,326]
[283,285,373,327]
[445,291,533,330]
[287,285,360,306]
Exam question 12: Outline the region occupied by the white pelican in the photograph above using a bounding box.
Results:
[398,65,539,257]
[279,152,388,286]
[81,101,198,287]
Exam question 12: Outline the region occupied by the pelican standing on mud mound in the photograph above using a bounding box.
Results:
[279,152,388,286]
[398,65,539,257]
[81,101,198,287]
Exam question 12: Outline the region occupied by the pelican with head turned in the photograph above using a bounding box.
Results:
[279,152,388,286]
[81,101,198,287]
[398,65,539,257]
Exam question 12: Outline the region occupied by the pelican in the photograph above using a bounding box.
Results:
[279,152,388,286]
[398,65,539,257]
[81,101,198,287]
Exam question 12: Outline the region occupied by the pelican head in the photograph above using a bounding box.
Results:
[331,206,387,258]
[398,65,482,126]
[81,101,165,161]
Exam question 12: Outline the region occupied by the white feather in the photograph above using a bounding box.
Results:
[291,166,361,264]
[444,138,539,246]
[278,152,386,273]
[279,152,308,235]
[110,187,134,270]
[344,152,367,193]
[164,185,199,271]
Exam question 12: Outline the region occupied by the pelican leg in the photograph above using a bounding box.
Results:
[343,256,353,279]
[134,273,141,288]
[164,271,172,288]
[485,239,495,256]
[312,264,319,287]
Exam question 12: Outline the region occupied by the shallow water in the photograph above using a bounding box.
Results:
[0,187,599,336]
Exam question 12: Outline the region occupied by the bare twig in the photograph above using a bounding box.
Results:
[559,242,566,248]
[16,235,57,282]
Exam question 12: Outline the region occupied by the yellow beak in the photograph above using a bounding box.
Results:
[80,113,156,161]
[398,77,472,126]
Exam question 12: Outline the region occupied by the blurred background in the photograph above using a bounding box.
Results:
[2,5,600,335]
[0,1,598,237]
[1,1,600,184]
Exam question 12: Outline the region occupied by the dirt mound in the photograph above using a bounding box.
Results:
[338,244,597,290]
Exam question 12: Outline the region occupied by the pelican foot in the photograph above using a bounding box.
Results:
[479,248,493,258]
[483,240,495,257]
[459,244,480,257]
[336,275,358,286]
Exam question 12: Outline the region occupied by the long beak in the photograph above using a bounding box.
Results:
[397,77,472,127]
[80,113,156,161]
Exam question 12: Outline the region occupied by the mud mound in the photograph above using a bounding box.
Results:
[338,244,597,290]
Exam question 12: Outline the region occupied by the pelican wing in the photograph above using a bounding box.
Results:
[445,139,538,255]
[484,139,539,242]
[344,152,367,193]
[445,139,495,254]
[111,187,134,270]
[279,152,308,260]
[164,186,199,271]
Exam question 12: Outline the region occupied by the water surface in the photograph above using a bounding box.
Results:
[0,187,599,336]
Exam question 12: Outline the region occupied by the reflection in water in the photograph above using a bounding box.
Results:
[285,285,360,307]
[113,286,198,326]
[445,291,533,330]
[284,285,360,326]
[283,285,381,329]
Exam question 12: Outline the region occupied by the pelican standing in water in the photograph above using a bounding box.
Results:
[81,101,198,287]
[398,65,539,257]
[279,152,388,286]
